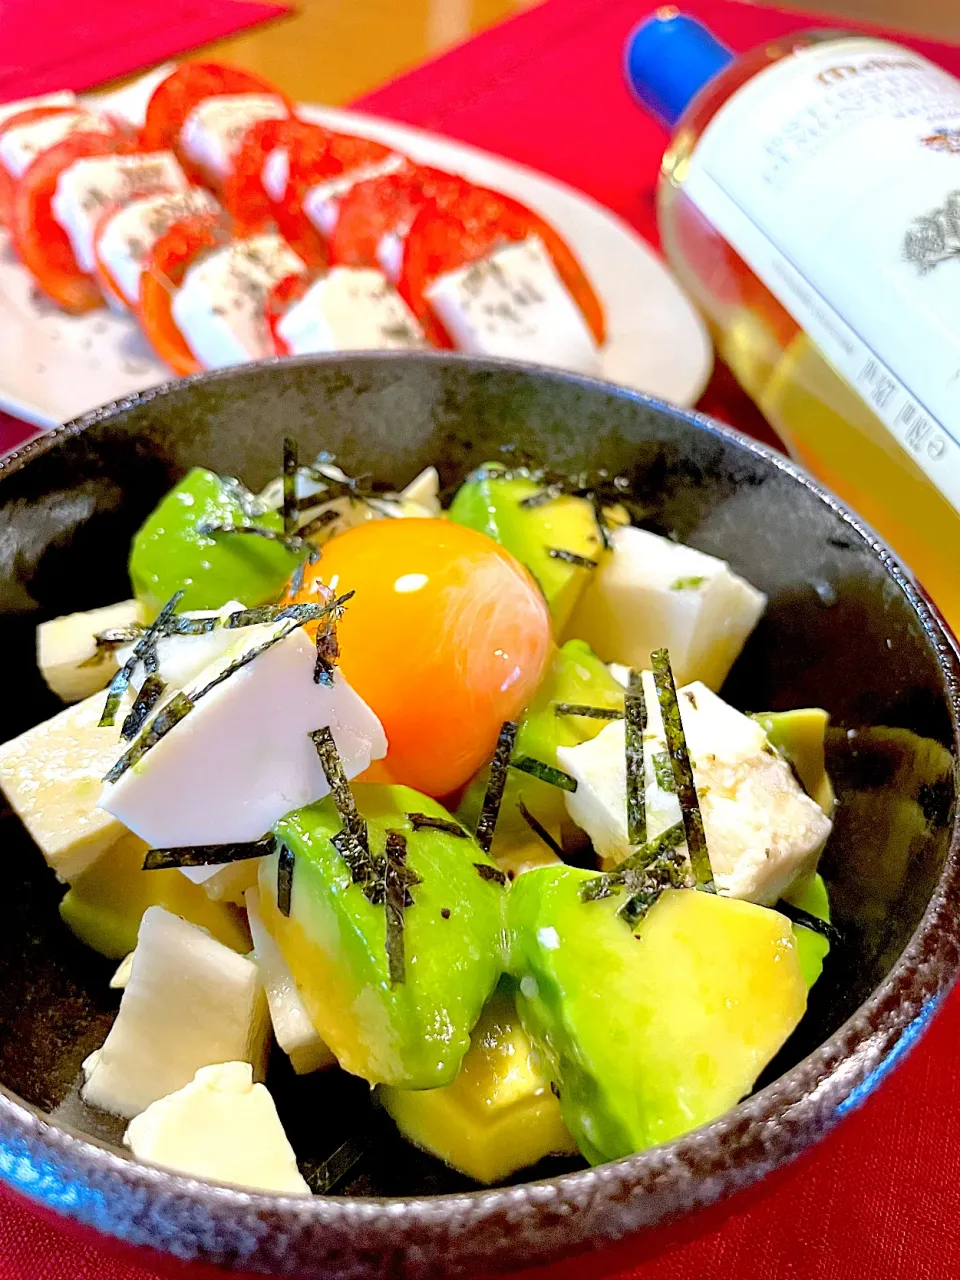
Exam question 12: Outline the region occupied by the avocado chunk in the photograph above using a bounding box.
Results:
[380,978,577,1183]
[784,871,832,989]
[59,833,252,959]
[457,639,624,873]
[753,707,835,815]
[129,467,303,616]
[508,868,807,1164]
[448,464,625,631]
[260,784,504,1089]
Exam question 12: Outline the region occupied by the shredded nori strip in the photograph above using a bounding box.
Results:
[189,617,303,703]
[624,668,647,847]
[314,617,340,687]
[519,483,564,509]
[547,548,598,569]
[277,841,295,916]
[308,1131,371,1194]
[652,751,678,793]
[331,828,382,897]
[617,848,689,927]
[474,862,507,887]
[516,798,564,857]
[579,821,686,903]
[553,703,623,721]
[407,813,467,837]
[198,520,319,564]
[651,649,715,893]
[298,507,340,540]
[99,590,183,728]
[383,829,421,984]
[143,833,277,871]
[283,437,299,535]
[510,755,578,793]
[103,692,194,783]
[775,899,842,946]
[474,721,519,853]
[311,727,369,851]
[120,671,166,741]
[219,474,269,520]
[79,623,145,666]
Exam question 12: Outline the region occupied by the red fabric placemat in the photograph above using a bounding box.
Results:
[2,1,960,1276]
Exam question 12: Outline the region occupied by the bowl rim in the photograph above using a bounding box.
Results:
[2,351,959,1277]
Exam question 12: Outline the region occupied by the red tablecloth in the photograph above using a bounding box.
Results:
[4,1,960,1276]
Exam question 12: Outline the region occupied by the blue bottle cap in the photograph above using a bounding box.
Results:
[625,9,734,130]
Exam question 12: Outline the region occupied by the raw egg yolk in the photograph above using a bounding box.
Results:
[290,518,551,797]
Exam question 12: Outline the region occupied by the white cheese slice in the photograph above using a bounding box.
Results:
[245,890,335,1075]
[275,267,426,355]
[557,673,832,904]
[302,153,406,238]
[82,906,268,1118]
[94,187,221,308]
[37,598,148,704]
[0,108,112,180]
[51,151,188,274]
[124,1061,310,1194]
[0,90,75,130]
[115,599,246,696]
[100,617,387,848]
[425,234,601,375]
[171,234,306,370]
[564,525,766,691]
[261,146,290,203]
[0,689,130,882]
[180,94,287,183]
[376,228,408,282]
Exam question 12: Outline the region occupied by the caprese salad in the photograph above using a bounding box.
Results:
[0,63,606,378]
[0,445,837,1193]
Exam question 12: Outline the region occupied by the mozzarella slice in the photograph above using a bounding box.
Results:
[245,890,335,1075]
[115,600,246,696]
[0,90,75,130]
[180,94,288,183]
[276,267,426,355]
[125,1062,310,1194]
[557,673,832,904]
[302,153,406,238]
[425,235,601,375]
[564,525,766,691]
[0,689,130,882]
[100,617,387,848]
[94,187,221,308]
[37,598,148,704]
[0,108,111,180]
[52,151,188,274]
[261,146,290,203]
[171,234,306,370]
[82,906,268,1118]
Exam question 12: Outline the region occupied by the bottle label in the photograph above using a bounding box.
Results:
[683,37,960,511]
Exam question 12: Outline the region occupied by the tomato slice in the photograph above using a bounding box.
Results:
[399,193,606,346]
[137,211,229,375]
[264,271,313,356]
[0,105,93,227]
[223,116,336,237]
[10,128,137,313]
[141,62,288,158]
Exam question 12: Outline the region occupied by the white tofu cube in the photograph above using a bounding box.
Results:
[564,525,766,690]
[172,234,306,370]
[94,187,221,308]
[0,690,130,882]
[52,151,188,274]
[114,600,246,696]
[424,235,601,376]
[301,153,406,237]
[275,267,426,355]
[180,94,288,183]
[124,1062,310,1194]
[100,618,387,848]
[557,673,832,904]
[246,890,334,1075]
[82,906,268,1118]
[37,598,148,703]
[0,108,111,180]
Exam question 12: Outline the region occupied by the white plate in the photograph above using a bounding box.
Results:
[0,70,712,430]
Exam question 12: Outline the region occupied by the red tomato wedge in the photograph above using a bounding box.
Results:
[223,116,335,237]
[264,271,312,356]
[0,105,89,227]
[10,128,137,313]
[399,192,606,346]
[137,211,229,375]
[141,62,288,162]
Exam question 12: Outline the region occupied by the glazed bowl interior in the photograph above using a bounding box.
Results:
[0,353,957,1278]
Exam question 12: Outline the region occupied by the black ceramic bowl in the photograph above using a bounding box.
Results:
[0,354,958,1279]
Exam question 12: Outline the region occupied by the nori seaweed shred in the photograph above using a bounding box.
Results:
[197,520,320,564]
[516,798,564,857]
[474,862,507,887]
[80,623,145,666]
[143,833,278,871]
[283,437,299,535]
[188,616,303,704]
[312,586,354,689]
[650,649,715,893]
[547,548,598,569]
[474,721,519,853]
[120,671,166,741]
[407,813,467,837]
[624,668,647,847]
[579,821,686,902]
[617,848,689,927]
[103,692,194,783]
[652,751,678,793]
[775,899,842,946]
[578,821,689,925]
[383,829,421,984]
[99,590,183,728]
[553,703,623,721]
[310,726,369,852]
[519,483,564,509]
[510,755,578,792]
[298,507,340,541]
[277,841,295,916]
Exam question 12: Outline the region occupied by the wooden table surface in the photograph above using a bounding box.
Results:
[193,0,959,108]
